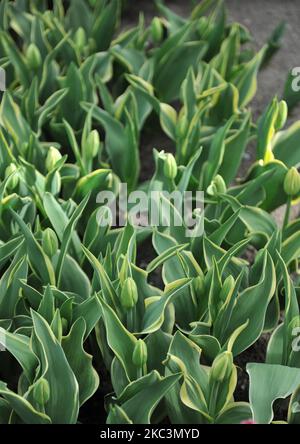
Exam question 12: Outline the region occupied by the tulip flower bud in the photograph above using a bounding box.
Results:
[86,130,101,158]
[88,37,96,53]
[42,228,58,258]
[27,43,42,70]
[219,275,235,302]
[211,351,233,383]
[120,277,138,310]
[62,317,68,335]
[177,114,188,139]
[151,17,163,45]
[274,100,288,131]
[132,339,147,368]
[163,153,178,180]
[207,174,227,196]
[197,17,209,36]
[33,378,50,405]
[46,147,62,172]
[192,275,205,296]
[5,163,19,189]
[74,27,86,51]
[284,167,300,196]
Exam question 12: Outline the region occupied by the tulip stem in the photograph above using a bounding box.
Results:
[283,196,292,229]
[127,309,134,332]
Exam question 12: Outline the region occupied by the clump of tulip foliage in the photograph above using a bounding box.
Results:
[0,0,300,425]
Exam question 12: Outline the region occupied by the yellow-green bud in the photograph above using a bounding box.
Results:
[284,167,300,196]
[61,317,68,335]
[46,147,62,172]
[120,277,138,310]
[74,27,86,51]
[163,153,178,180]
[42,228,58,258]
[88,38,96,53]
[274,100,288,131]
[132,339,147,367]
[86,130,101,158]
[177,114,188,138]
[151,17,163,44]
[27,43,42,70]
[33,378,50,405]
[192,275,205,296]
[207,174,227,196]
[5,163,19,189]
[211,351,233,383]
[219,275,235,303]
[197,16,209,36]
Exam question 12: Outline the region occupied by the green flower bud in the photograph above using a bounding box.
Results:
[120,277,138,310]
[151,17,163,44]
[88,38,96,53]
[62,317,68,335]
[5,163,19,189]
[27,43,42,70]
[33,378,50,405]
[207,174,227,196]
[211,351,233,383]
[163,153,178,180]
[192,275,205,296]
[274,100,288,131]
[219,275,235,303]
[50,170,61,196]
[177,114,188,138]
[197,16,209,36]
[132,339,147,367]
[42,228,58,258]
[86,130,101,158]
[46,146,62,172]
[284,167,300,196]
[74,27,86,51]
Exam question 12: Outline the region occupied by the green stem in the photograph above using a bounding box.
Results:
[283,196,292,229]
[127,309,134,332]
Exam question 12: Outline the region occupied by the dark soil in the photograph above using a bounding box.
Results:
[234,334,269,403]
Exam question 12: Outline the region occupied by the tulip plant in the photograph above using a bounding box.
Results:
[0,0,300,425]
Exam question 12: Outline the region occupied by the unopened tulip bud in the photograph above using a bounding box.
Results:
[219,275,235,302]
[42,228,58,258]
[62,317,68,335]
[27,43,42,70]
[164,153,178,180]
[46,147,62,172]
[207,175,227,196]
[120,277,138,310]
[192,275,205,296]
[132,339,147,367]
[5,163,19,189]
[197,17,209,36]
[211,351,233,383]
[284,167,300,196]
[86,130,101,158]
[33,378,50,405]
[177,114,188,138]
[74,27,86,51]
[151,17,163,44]
[274,100,288,131]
